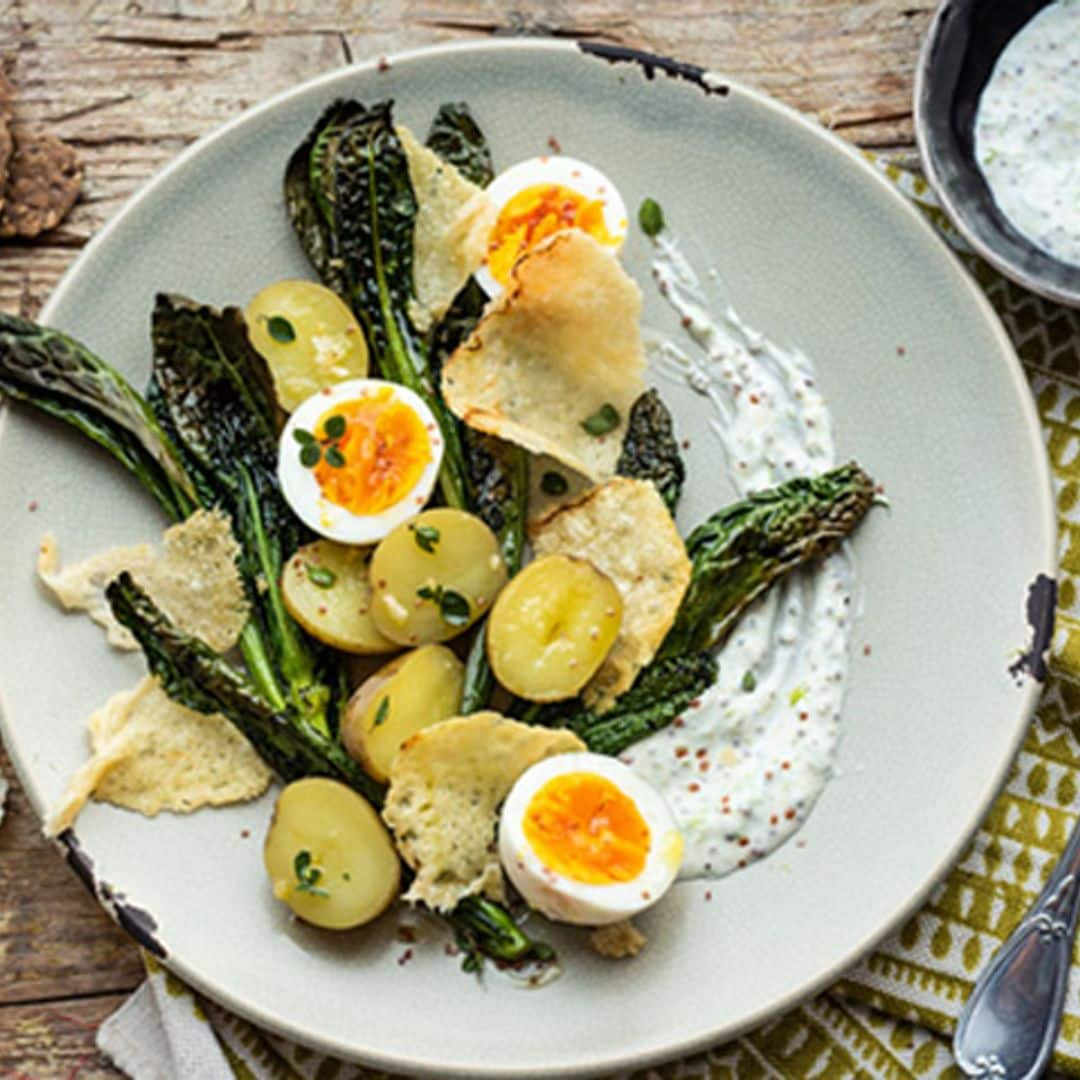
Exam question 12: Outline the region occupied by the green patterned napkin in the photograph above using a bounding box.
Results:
[96,161,1080,1080]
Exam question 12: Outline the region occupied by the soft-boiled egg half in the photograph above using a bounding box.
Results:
[279,378,443,545]
[475,156,628,296]
[499,752,683,926]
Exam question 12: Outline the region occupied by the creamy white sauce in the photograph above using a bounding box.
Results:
[974,1,1080,266]
[623,235,856,879]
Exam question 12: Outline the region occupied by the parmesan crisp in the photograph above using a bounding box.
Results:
[37,508,249,653]
[397,124,494,331]
[441,230,646,480]
[382,712,584,912]
[530,478,691,712]
[46,677,272,835]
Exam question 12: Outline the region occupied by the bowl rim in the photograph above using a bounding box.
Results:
[913,0,1080,309]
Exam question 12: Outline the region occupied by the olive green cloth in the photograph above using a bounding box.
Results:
[97,159,1080,1080]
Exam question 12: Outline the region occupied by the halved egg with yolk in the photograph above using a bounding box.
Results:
[499,752,683,926]
[475,156,628,296]
[278,379,443,545]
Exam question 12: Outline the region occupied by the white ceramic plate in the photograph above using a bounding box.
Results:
[0,40,1056,1078]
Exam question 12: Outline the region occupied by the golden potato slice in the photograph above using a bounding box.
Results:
[245,279,368,411]
[264,777,400,930]
[487,555,623,702]
[369,508,507,646]
[341,645,464,783]
[281,540,398,655]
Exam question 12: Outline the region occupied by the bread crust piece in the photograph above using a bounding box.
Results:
[0,131,81,237]
[382,712,584,912]
[530,477,691,712]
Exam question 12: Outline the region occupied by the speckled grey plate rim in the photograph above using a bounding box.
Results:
[0,37,1058,1078]
[913,0,1080,309]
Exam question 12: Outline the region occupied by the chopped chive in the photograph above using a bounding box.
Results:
[293,849,329,898]
[741,670,757,692]
[306,564,337,589]
[638,197,665,237]
[541,471,569,495]
[581,403,620,437]
[267,315,296,344]
[373,697,390,728]
[439,588,471,626]
[410,524,440,553]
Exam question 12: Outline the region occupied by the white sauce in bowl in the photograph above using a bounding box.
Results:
[625,235,858,879]
[973,0,1080,267]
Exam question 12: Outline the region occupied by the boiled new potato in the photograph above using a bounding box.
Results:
[487,554,622,701]
[246,279,368,411]
[281,540,398,655]
[370,509,508,646]
[264,777,400,929]
[341,645,465,782]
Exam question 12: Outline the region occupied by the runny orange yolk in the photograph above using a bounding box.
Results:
[522,772,651,885]
[486,183,618,286]
[313,388,431,515]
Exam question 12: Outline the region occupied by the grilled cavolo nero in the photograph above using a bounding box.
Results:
[616,388,686,514]
[661,463,876,658]
[526,464,874,753]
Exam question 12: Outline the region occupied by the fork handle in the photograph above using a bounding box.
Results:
[954,812,1080,1079]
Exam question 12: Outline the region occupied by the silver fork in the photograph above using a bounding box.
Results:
[954,813,1080,1078]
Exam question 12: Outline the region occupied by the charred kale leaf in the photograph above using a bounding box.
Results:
[661,463,876,657]
[0,313,195,521]
[425,102,495,187]
[616,388,685,513]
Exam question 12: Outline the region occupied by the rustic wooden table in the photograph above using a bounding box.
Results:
[0,2,932,1074]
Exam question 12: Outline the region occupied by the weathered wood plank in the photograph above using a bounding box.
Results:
[0,992,127,1079]
[0,751,145,1007]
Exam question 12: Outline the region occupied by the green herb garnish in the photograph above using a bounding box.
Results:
[741,670,757,692]
[540,471,569,495]
[293,850,329,897]
[323,414,346,440]
[267,315,296,344]
[306,564,336,589]
[581,403,620,437]
[417,584,471,627]
[293,428,316,445]
[325,446,346,468]
[299,442,321,468]
[638,197,665,237]
[411,524,441,553]
[373,696,390,728]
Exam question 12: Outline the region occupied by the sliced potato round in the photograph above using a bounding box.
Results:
[341,645,465,783]
[281,540,398,655]
[264,777,400,930]
[487,554,623,701]
[246,279,369,411]
[370,509,508,646]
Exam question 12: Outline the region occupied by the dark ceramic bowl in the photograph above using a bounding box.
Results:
[915,0,1080,306]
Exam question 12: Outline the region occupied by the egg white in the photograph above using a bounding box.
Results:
[499,752,683,927]
[278,378,443,546]
[475,156,629,297]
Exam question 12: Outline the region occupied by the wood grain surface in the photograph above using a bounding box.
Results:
[0,1,932,1074]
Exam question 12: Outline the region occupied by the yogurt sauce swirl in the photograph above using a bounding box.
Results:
[624,234,858,880]
[973,0,1080,266]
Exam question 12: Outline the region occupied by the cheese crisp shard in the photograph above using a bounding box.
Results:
[45,677,272,836]
[441,230,646,480]
[382,712,584,912]
[530,478,691,712]
[37,509,248,653]
[397,124,495,331]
